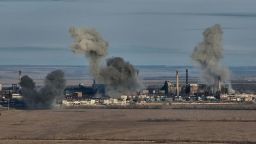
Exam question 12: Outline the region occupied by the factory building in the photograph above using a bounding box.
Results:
[189,84,199,95]
[1,68,256,108]
[64,81,106,100]
[161,69,231,100]
[162,81,181,98]
[0,83,25,108]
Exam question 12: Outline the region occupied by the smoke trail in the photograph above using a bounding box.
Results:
[69,27,108,78]
[99,57,142,97]
[20,70,66,108]
[191,24,230,91]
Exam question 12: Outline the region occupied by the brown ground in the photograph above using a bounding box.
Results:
[0,109,256,144]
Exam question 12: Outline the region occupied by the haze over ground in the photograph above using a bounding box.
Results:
[0,0,255,66]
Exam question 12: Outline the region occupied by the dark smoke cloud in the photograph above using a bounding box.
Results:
[191,24,231,91]
[20,70,66,109]
[20,75,38,107]
[20,75,36,89]
[69,26,142,98]
[69,27,108,78]
[99,57,142,97]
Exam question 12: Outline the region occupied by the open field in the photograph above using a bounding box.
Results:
[0,109,256,144]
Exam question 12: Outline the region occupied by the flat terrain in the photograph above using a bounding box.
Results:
[0,109,256,144]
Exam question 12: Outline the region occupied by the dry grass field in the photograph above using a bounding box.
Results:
[0,109,256,144]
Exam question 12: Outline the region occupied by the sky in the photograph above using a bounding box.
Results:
[0,0,256,66]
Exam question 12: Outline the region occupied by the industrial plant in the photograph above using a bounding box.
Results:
[0,24,256,109]
[0,67,255,109]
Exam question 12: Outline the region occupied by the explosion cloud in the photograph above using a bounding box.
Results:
[69,26,142,97]
[69,27,108,78]
[20,70,66,108]
[191,24,230,91]
[99,57,141,97]
[20,75,38,107]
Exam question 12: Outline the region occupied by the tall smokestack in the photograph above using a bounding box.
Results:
[186,68,188,85]
[18,70,22,83]
[218,76,221,91]
[176,70,179,97]
[185,68,190,96]
[93,79,96,88]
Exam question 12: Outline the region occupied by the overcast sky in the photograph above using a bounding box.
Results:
[0,0,256,66]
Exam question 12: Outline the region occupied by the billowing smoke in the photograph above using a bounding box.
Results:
[20,75,38,106]
[20,70,66,108]
[191,24,231,92]
[69,27,108,78]
[69,26,142,97]
[39,70,66,106]
[99,57,141,97]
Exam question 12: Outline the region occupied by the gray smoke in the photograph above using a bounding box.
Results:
[69,26,142,97]
[20,70,66,109]
[69,27,108,78]
[191,24,231,91]
[99,57,142,97]
[20,75,38,106]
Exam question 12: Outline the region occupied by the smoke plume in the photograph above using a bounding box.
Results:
[99,57,141,97]
[69,27,108,78]
[20,70,66,108]
[20,75,38,107]
[69,26,142,97]
[191,24,230,91]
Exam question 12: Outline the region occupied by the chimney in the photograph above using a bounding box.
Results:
[185,68,190,96]
[176,70,179,97]
[92,79,96,88]
[218,76,221,91]
[18,70,22,83]
[186,68,188,85]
